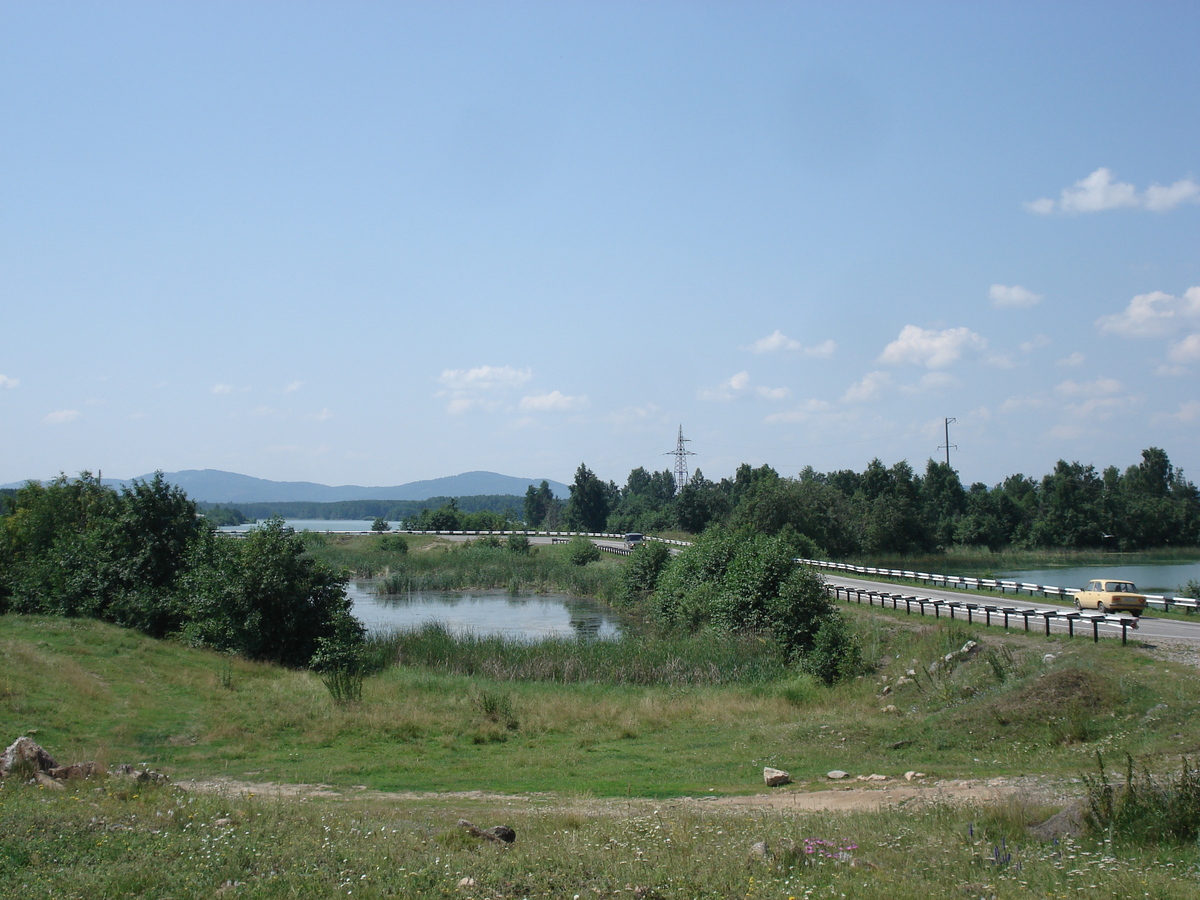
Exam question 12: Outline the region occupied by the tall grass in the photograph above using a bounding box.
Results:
[366,622,790,685]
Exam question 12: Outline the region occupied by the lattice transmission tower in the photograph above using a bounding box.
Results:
[665,425,696,493]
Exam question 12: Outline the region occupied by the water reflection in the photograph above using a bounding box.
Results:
[347,582,624,640]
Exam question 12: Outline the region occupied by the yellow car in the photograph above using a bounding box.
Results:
[1073,579,1147,616]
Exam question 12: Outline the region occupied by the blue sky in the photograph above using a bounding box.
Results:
[2,1,1198,491]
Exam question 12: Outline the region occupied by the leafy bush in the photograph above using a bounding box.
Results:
[506,533,531,555]
[800,612,865,685]
[617,540,672,605]
[565,536,601,566]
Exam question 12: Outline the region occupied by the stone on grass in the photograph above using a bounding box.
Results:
[1,736,57,778]
[763,767,791,787]
[826,770,849,780]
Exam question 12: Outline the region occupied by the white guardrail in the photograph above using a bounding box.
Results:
[796,557,1200,645]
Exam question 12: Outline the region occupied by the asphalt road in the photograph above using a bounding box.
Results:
[823,572,1200,644]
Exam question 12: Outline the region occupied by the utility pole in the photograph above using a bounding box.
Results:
[938,417,957,468]
[664,425,696,493]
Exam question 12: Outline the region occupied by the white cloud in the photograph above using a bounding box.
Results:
[878,325,986,369]
[1055,377,1121,398]
[842,370,891,402]
[1056,351,1085,367]
[1144,177,1200,211]
[313,408,334,421]
[1169,400,1200,422]
[1168,333,1200,364]
[283,380,303,393]
[438,365,532,392]
[989,284,1042,308]
[745,331,836,358]
[756,385,790,400]
[748,330,801,353]
[1020,334,1051,353]
[764,399,831,424]
[1096,287,1200,338]
[983,352,1015,369]
[212,383,250,395]
[916,371,958,391]
[43,409,80,425]
[802,339,837,359]
[0,374,18,389]
[520,391,589,412]
[1027,168,1200,214]
[437,364,533,414]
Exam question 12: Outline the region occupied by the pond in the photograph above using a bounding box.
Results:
[998,562,1200,596]
[346,582,625,640]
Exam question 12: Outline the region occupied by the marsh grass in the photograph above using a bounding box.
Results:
[1083,753,1200,846]
[372,622,790,685]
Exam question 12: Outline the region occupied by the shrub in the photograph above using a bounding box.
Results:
[617,540,672,605]
[565,536,601,566]
[506,534,531,555]
[800,612,865,685]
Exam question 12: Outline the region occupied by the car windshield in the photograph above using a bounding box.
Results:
[1105,582,1136,593]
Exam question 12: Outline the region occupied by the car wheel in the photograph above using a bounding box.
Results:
[1133,610,1143,618]
[1097,601,1106,613]
[1074,598,1081,609]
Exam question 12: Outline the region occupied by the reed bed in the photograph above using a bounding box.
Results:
[365,622,790,686]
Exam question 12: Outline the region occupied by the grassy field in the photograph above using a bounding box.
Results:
[5,552,1200,896]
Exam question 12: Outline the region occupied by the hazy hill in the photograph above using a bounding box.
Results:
[3,469,569,504]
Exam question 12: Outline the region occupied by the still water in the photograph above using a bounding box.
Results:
[219,519,396,533]
[998,563,1200,595]
[346,582,624,640]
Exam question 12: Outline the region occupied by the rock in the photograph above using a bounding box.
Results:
[749,841,770,858]
[856,774,887,782]
[903,771,926,781]
[115,764,170,786]
[881,704,897,713]
[879,685,892,695]
[48,762,103,781]
[1028,800,1086,840]
[457,877,477,888]
[1,737,58,778]
[763,767,791,787]
[458,819,515,844]
[34,772,64,790]
[826,770,849,780]
[1043,653,1056,664]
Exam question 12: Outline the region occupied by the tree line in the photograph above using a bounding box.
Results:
[544,447,1200,554]
[0,473,359,669]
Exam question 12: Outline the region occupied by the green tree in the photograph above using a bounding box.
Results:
[565,463,610,532]
[370,516,388,533]
[182,517,356,668]
[523,480,555,529]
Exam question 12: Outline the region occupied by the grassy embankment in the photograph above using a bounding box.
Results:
[4,536,1200,896]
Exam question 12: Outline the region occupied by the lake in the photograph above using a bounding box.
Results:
[346,582,625,640]
[998,562,1200,596]
[219,518,397,533]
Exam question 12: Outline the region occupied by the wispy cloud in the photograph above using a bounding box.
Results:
[437,364,533,414]
[878,325,986,369]
[1168,333,1200,364]
[1026,168,1200,214]
[764,399,832,424]
[746,330,836,358]
[212,383,250,395]
[989,284,1042,308]
[43,409,80,425]
[842,370,891,402]
[0,374,18,389]
[699,371,789,402]
[520,390,589,412]
[283,380,303,393]
[1056,351,1085,367]
[1096,286,1200,338]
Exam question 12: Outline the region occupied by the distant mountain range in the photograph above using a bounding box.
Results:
[3,469,570,504]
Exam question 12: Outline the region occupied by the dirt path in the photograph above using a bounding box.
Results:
[176,773,1071,814]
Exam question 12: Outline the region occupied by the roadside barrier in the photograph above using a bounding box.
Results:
[796,558,1198,613]
[827,582,1141,644]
